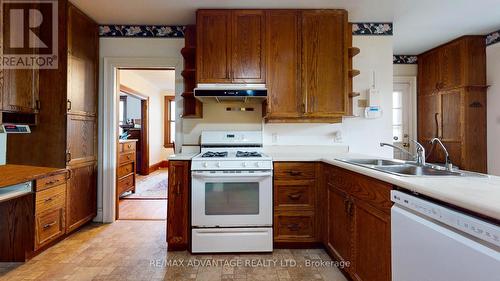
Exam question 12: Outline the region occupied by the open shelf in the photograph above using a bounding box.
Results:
[348,47,360,57]
[348,92,360,98]
[349,69,360,78]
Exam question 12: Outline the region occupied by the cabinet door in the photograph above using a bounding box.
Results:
[67,4,98,116]
[66,115,97,166]
[418,50,440,96]
[66,162,97,233]
[440,89,463,166]
[265,10,302,119]
[167,161,190,250]
[196,10,232,83]
[301,10,347,117]
[231,10,266,83]
[440,41,463,89]
[418,93,441,163]
[326,183,352,265]
[351,198,391,281]
[1,69,39,113]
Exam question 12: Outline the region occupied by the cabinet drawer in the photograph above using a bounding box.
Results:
[274,179,315,210]
[119,152,135,164]
[274,212,315,241]
[35,208,64,250]
[36,173,67,191]
[35,183,66,215]
[120,141,136,153]
[274,162,316,180]
[350,175,392,212]
[117,163,134,178]
[117,174,134,195]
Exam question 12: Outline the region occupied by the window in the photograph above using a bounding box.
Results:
[164,96,175,148]
[119,96,127,124]
[392,91,403,141]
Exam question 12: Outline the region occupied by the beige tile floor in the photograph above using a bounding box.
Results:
[0,221,348,281]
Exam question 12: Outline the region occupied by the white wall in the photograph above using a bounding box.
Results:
[0,133,6,165]
[487,43,500,176]
[263,36,394,158]
[119,70,173,165]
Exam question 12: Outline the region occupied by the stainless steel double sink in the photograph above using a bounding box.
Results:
[336,158,484,177]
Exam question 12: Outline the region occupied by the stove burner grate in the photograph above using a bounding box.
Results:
[201,151,228,158]
[236,151,262,158]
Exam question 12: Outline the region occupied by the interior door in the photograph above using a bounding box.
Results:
[392,82,413,160]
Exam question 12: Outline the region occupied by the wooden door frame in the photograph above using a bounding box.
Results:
[101,57,181,223]
[119,84,150,175]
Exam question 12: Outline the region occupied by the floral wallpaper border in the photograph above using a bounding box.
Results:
[393,55,418,64]
[486,30,500,46]
[99,25,185,37]
[352,23,393,36]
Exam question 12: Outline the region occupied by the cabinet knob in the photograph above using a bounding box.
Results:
[288,193,302,200]
[286,223,301,231]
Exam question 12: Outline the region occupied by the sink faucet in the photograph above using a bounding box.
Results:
[380,140,426,166]
[430,138,453,171]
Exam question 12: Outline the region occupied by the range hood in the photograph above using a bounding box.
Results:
[194,84,267,103]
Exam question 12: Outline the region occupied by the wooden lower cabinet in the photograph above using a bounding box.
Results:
[66,162,97,233]
[167,160,190,250]
[324,164,392,281]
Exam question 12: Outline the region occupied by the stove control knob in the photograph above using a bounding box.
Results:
[216,162,221,168]
[255,162,261,168]
[203,162,208,168]
[242,162,247,167]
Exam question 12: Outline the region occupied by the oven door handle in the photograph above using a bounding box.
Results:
[192,171,273,178]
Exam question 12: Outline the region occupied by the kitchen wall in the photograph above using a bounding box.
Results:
[393,64,418,76]
[263,36,394,157]
[119,69,174,165]
[487,42,500,176]
[0,133,6,165]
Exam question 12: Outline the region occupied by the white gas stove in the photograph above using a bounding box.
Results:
[191,131,273,253]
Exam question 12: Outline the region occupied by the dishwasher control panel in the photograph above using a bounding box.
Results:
[391,190,500,248]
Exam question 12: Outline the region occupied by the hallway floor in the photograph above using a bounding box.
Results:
[0,221,348,281]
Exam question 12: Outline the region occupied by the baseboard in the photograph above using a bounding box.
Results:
[149,160,169,173]
[93,208,103,222]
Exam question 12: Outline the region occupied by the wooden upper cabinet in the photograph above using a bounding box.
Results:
[231,10,266,83]
[418,50,440,95]
[1,69,39,113]
[67,4,98,116]
[265,10,301,118]
[301,10,347,117]
[440,41,463,90]
[196,10,232,83]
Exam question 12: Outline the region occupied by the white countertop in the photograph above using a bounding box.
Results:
[168,152,198,161]
[264,146,500,222]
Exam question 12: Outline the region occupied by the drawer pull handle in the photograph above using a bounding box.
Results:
[289,171,302,176]
[43,221,57,229]
[45,179,60,185]
[128,144,132,148]
[44,197,54,203]
[286,223,301,231]
[288,193,302,200]
[127,155,131,159]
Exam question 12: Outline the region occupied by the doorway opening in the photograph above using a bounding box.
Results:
[115,68,176,220]
[392,77,417,160]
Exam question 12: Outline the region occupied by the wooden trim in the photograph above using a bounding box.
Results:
[149,160,169,173]
[119,67,175,71]
[119,85,148,100]
[164,96,175,148]
[139,99,150,175]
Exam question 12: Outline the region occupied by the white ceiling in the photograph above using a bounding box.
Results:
[71,0,500,54]
[121,69,176,92]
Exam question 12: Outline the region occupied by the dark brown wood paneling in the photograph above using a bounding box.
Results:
[196,10,231,83]
[167,160,190,250]
[231,10,266,83]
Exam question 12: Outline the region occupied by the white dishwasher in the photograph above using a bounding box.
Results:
[391,190,500,281]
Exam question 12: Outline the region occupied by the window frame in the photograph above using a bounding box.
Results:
[164,96,176,148]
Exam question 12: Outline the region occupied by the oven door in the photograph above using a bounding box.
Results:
[191,170,272,227]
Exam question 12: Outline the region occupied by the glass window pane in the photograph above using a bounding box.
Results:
[205,182,259,215]
[170,122,175,143]
[393,91,402,108]
[393,125,403,141]
[170,100,176,121]
[393,108,402,125]
[119,101,125,123]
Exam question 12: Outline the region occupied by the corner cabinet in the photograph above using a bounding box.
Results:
[324,164,392,281]
[167,160,190,251]
[196,10,266,84]
[264,10,350,123]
